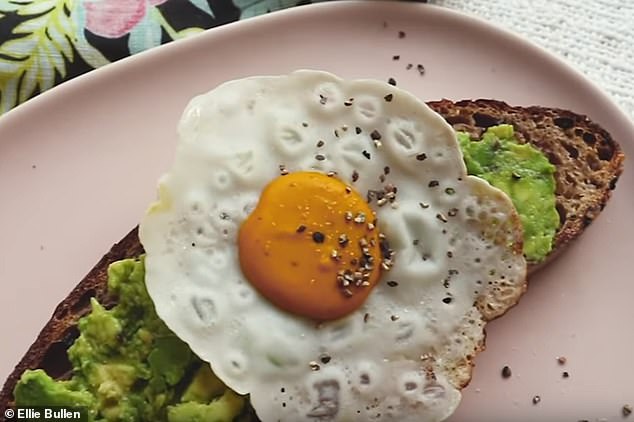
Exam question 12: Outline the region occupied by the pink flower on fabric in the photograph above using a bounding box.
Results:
[83,0,168,38]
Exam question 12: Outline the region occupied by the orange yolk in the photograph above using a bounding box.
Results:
[238,171,383,321]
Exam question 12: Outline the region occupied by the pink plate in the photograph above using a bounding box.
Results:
[1,1,632,420]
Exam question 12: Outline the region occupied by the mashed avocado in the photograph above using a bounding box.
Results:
[14,258,247,422]
[457,125,559,262]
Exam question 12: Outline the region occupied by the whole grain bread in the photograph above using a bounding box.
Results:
[0,100,625,419]
[428,99,625,270]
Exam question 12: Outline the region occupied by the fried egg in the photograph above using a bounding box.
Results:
[140,70,527,422]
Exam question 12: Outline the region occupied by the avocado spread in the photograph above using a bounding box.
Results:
[457,124,559,262]
[14,258,247,422]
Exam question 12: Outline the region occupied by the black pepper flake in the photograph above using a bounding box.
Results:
[191,242,196,247]
[362,150,371,160]
[315,154,326,161]
[392,55,400,60]
[442,297,452,304]
[312,232,325,243]
[352,170,359,182]
[416,153,427,161]
[387,280,398,287]
[428,180,439,188]
[296,225,307,233]
[512,172,522,180]
[532,395,541,405]
[390,315,400,321]
[502,366,512,378]
[398,30,406,38]
[319,94,327,105]
[302,122,309,127]
[557,356,567,365]
[448,208,458,217]
[370,129,382,140]
[419,202,429,209]
[316,140,324,148]
[406,63,413,70]
[417,64,425,75]
[562,371,570,378]
[320,354,331,364]
[445,187,456,195]
[447,251,453,258]
[384,166,390,175]
[364,313,370,323]
[379,237,393,260]
[384,94,393,102]
[344,100,354,107]
[355,126,362,135]
[388,77,397,86]
[623,404,632,417]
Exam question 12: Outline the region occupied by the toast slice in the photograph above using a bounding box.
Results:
[0,100,625,419]
[0,227,144,416]
[427,99,625,270]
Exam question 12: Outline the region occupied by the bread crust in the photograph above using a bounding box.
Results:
[1,100,625,418]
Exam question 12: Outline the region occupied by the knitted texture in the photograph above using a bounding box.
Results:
[430,0,634,120]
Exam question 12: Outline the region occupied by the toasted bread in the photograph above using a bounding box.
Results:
[0,227,143,417]
[0,100,625,419]
[428,99,625,270]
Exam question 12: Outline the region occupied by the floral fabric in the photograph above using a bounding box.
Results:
[0,0,321,114]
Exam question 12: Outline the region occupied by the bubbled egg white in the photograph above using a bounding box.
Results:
[140,70,527,422]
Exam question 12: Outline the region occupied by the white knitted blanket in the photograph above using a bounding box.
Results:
[429,0,634,120]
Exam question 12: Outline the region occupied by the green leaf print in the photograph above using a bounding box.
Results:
[0,0,74,111]
[0,0,108,113]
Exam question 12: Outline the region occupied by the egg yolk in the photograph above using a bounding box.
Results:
[238,171,384,321]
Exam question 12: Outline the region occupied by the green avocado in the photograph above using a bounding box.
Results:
[457,124,559,262]
[14,258,246,422]
[167,390,244,422]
